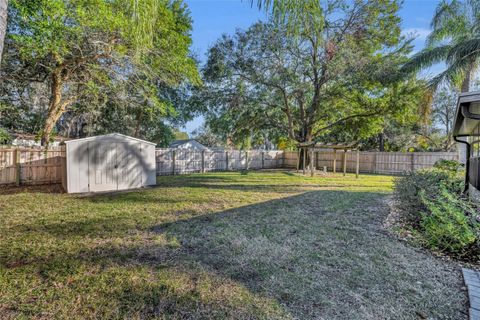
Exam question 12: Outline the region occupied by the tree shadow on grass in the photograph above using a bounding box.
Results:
[0,183,64,195]
[0,190,467,319]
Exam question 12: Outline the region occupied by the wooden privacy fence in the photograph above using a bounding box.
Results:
[155,149,285,175]
[0,146,459,186]
[283,150,459,174]
[0,146,65,186]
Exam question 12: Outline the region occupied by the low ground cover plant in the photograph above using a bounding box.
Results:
[394,160,480,259]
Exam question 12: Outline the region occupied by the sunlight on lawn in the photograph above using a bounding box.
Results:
[0,172,465,319]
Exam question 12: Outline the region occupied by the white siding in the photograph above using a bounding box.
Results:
[64,133,156,193]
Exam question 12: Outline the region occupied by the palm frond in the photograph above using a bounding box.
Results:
[445,38,480,65]
[467,0,480,25]
[431,0,463,30]
[402,45,452,74]
[429,54,473,89]
[426,20,469,47]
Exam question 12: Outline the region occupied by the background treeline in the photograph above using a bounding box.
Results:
[0,0,200,146]
[0,0,473,151]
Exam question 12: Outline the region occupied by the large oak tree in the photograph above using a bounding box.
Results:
[2,0,199,145]
[199,0,426,147]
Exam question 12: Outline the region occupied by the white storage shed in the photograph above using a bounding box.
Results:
[62,133,156,193]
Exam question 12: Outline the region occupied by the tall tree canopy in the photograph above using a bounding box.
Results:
[403,0,480,92]
[199,0,426,147]
[1,0,199,145]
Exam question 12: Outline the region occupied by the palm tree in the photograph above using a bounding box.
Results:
[403,0,480,92]
[0,0,7,65]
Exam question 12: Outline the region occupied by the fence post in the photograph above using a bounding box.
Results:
[15,149,21,186]
[356,149,360,179]
[373,152,377,174]
[172,150,176,175]
[201,150,205,173]
[302,148,306,175]
[411,153,415,172]
[225,151,229,171]
[310,149,315,177]
[343,149,347,176]
[333,149,337,173]
[296,149,300,172]
[245,151,249,170]
[261,151,265,169]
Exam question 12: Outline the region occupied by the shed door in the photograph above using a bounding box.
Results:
[88,141,117,192]
[117,142,142,190]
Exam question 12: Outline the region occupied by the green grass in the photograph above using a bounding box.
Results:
[0,171,467,319]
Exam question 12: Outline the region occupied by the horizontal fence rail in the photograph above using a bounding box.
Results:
[0,145,459,186]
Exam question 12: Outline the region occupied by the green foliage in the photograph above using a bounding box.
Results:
[1,0,200,144]
[394,168,463,225]
[199,1,420,146]
[402,0,480,91]
[434,159,463,173]
[394,168,479,259]
[0,127,11,144]
[173,131,189,140]
[192,124,224,148]
[420,187,477,255]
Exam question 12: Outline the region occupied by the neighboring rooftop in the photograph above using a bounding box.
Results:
[169,139,208,150]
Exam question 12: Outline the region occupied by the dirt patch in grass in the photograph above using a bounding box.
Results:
[0,171,468,319]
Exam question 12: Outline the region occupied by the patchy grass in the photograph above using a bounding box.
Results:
[0,171,467,319]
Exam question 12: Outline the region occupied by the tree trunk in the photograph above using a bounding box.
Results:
[0,0,7,65]
[41,70,64,146]
[378,132,385,151]
[461,66,472,93]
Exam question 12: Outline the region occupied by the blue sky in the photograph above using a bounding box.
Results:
[182,0,442,134]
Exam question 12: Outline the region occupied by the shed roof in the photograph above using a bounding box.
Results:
[64,133,156,146]
[453,91,480,137]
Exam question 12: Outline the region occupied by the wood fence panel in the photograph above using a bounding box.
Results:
[1,146,461,185]
[0,147,65,185]
[264,151,282,169]
[283,151,298,168]
[248,150,262,169]
[311,150,458,175]
[205,150,227,172]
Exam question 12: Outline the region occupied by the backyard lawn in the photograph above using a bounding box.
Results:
[0,171,468,319]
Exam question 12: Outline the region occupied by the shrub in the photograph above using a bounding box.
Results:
[394,167,479,259]
[394,168,463,225]
[434,159,463,173]
[0,127,11,145]
[420,187,478,256]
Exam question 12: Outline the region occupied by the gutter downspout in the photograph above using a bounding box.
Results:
[458,104,480,193]
[454,135,470,193]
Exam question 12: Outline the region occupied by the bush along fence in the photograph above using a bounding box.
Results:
[0,146,459,186]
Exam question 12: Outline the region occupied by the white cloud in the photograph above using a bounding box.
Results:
[402,28,431,41]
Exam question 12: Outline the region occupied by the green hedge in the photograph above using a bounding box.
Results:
[394,161,479,259]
